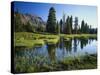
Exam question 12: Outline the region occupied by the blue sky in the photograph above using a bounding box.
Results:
[13,1,98,28]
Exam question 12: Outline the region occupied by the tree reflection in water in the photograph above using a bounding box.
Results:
[14,37,97,73]
[47,44,56,61]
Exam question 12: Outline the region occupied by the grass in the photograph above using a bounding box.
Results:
[14,32,97,48]
[14,32,97,73]
[62,34,97,40]
[60,54,97,70]
[14,32,59,47]
[14,53,97,73]
[15,39,44,47]
[44,37,59,44]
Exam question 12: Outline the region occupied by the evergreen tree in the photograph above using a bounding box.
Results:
[66,16,71,34]
[84,23,89,33]
[62,13,66,33]
[89,25,92,33]
[81,20,90,34]
[78,26,81,34]
[60,19,63,33]
[25,22,33,32]
[14,13,23,32]
[81,20,85,33]
[69,16,73,33]
[56,21,60,34]
[46,7,56,33]
[74,17,78,34]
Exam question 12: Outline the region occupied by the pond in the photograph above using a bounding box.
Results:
[14,37,97,72]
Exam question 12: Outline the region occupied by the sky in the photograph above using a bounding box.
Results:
[12,1,98,28]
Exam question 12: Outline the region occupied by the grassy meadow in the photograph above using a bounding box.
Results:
[14,32,97,48]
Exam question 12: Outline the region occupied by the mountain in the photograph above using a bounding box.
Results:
[14,12,46,32]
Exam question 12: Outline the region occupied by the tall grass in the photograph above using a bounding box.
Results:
[14,53,97,73]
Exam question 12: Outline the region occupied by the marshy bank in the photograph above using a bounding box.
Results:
[14,32,97,48]
[14,32,97,73]
[14,53,97,73]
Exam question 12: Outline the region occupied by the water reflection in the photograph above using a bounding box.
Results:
[47,44,56,61]
[79,38,88,49]
[15,37,97,65]
[73,38,77,53]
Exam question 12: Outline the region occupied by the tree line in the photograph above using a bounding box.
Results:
[14,7,97,34]
[46,7,97,34]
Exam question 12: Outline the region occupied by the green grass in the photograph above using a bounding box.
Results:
[14,32,97,73]
[15,53,97,73]
[62,34,97,40]
[14,32,59,47]
[15,39,44,47]
[14,32,97,48]
[61,53,97,69]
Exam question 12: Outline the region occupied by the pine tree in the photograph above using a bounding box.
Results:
[74,17,78,34]
[62,13,66,33]
[69,16,73,34]
[81,20,85,33]
[84,23,89,33]
[46,7,56,33]
[56,21,60,34]
[66,16,71,34]
[81,20,90,34]
[60,19,63,33]
[14,13,23,32]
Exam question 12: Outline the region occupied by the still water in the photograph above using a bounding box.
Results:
[15,38,97,62]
